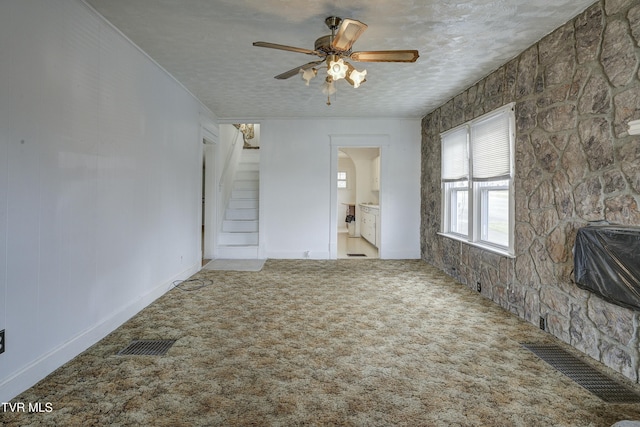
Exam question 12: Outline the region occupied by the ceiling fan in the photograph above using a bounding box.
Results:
[253,16,419,105]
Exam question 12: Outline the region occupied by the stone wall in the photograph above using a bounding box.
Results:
[421,0,640,381]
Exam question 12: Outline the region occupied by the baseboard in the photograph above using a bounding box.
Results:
[267,250,331,259]
[0,262,200,402]
[380,250,421,259]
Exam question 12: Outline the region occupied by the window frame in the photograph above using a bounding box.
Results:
[337,171,348,189]
[440,103,515,257]
[443,180,469,238]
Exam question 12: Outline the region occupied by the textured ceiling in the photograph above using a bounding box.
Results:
[83,0,595,120]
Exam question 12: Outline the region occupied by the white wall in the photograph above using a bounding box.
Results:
[260,119,421,259]
[0,0,211,400]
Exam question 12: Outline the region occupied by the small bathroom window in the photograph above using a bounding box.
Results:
[337,171,348,189]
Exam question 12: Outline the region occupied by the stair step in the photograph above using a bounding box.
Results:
[228,199,258,209]
[236,170,259,180]
[226,208,258,220]
[234,180,259,190]
[219,232,258,245]
[216,149,260,259]
[223,220,258,232]
[238,162,259,172]
[241,149,260,162]
[231,189,258,199]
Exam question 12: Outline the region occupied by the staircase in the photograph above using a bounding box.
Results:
[218,149,260,258]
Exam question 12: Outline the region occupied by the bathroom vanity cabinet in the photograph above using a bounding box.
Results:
[359,204,380,248]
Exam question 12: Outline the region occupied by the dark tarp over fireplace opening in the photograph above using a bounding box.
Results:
[573,225,640,311]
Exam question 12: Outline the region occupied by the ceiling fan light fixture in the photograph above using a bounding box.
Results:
[344,62,366,88]
[322,76,336,95]
[327,57,348,80]
[349,68,367,88]
[300,67,317,85]
[254,16,419,105]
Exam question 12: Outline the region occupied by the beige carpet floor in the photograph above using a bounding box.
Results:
[4,259,640,426]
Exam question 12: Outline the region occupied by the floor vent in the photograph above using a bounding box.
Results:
[522,343,640,403]
[117,339,177,356]
[347,253,367,257]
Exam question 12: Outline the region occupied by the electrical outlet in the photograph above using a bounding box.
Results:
[0,329,5,354]
[476,282,481,293]
[539,317,546,331]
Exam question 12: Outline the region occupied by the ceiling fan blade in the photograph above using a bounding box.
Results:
[253,41,323,57]
[350,50,419,63]
[275,60,324,80]
[331,18,368,51]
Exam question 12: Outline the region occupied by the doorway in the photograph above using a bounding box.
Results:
[336,147,380,259]
[329,134,388,259]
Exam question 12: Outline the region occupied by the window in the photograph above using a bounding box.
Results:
[337,171,348,189]
[440,103,515,255]
[447,180,469,235]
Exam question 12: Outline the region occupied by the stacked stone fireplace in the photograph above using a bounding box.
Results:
[420,0,640,381]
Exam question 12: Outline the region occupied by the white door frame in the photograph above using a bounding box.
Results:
[329,134,389,259]
[201,125,218,261]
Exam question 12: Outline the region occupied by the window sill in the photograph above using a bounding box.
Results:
[437,232,515,259]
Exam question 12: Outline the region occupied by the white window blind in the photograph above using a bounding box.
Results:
[439,103,515,256]
[471,110,512,180]
[441,126,469,181]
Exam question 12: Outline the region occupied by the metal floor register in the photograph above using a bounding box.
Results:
[117,339,177,356]
[522,343,640,403]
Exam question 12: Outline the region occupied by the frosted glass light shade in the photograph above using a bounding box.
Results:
[349,68,367,88]
[322,78,336,95]
[327,58,348,80]
[300,68,317,86]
